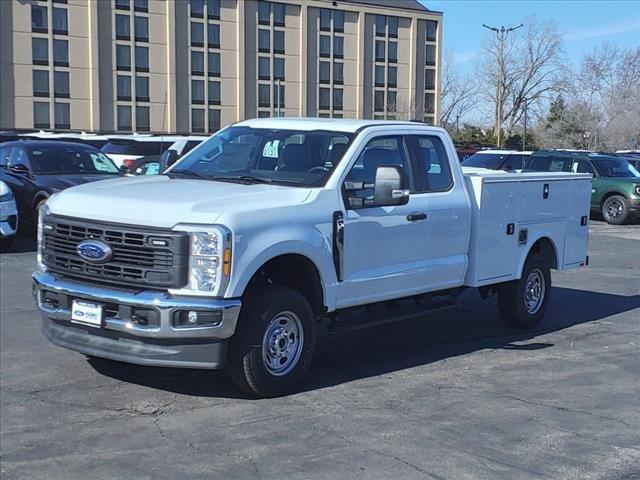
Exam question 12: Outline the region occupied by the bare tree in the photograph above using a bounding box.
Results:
[439,51,478,132]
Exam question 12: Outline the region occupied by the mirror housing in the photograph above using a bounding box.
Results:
[161,149,179,169]
[374,165,409,206]
[9,163,30,174]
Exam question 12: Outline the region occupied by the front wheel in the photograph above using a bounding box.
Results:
[226,286,316,397]
[498,254,551,329]
[601,195,629,225]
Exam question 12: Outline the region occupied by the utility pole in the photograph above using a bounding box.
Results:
[456,114,460,133]
[522,99,527,151]
[482,23,523,149]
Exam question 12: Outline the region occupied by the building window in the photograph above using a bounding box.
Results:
[333,36,344,59]
[425,69,435,89]
[424,93,435,114]
[320,9,331,32]
[135,46,149,72]
[192,109,205,132]
[207,0,220,20]
[116,44,131,71]
[319,87,330,110]
[388,42,397,63]
[374,65,385,87]
[258,84,270,108]
[208,108,221,131]
[258,29,270,52]
[273,3,285,26]
[117,105,132,130]
[333,88,343,111]
[375,15,385,37]
[258,1,270,25]
[191,22,204,47]
[135,16,148,42]
[208,52,220,76]
[135,76,149,101]
[387,91,397,112]
[116,14,130,40]
[374,90,384,112]
[134,0,148,13]
[34,102,50,128]
[257,111,270,118]
[54,102,70,129]
[191,79,205,104]
[274,30,285,54]
[52,8,68,35]
[136,106,150,131]
[334,10,344,33]
[258,56,270,80]
[423,116,434,125]
[388,16,398,38]
[191,51,204,76]
[426,20,437,42]
[54,71,70,98]
[117,75,131,101]
[426,45,436,66]
[274,57,285,80]
[388,66,397,88]
[32,38,49,65]
[319,61,330,84]
[207,24,220,48]
[53,39,69,67]
[33,71,49,97]
[375,40,385,62]
[208,80,220,105]
[190,0,204,18]
[115,0,130,10]
[32,5,48,33]
[273,84,285,109]
[319,35,330,58]
[333,62,343,85]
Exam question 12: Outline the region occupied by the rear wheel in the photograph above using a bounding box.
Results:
[498,254,551,329]
[601,195,629,225]
[227,286,316,397]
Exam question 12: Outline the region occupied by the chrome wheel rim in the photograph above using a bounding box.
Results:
[605,199,624,220]
[261,311,304,377]
[524,269,545,315]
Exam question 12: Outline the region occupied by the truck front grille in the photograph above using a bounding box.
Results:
[42,215,189,289]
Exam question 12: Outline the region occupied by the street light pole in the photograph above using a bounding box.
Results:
[482,23,523,149]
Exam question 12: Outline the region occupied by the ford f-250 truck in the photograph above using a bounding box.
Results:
[33,118,591,397]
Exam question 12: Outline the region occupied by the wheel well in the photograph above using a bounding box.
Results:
[600,191,625,208]
[246,254,325,314]
[529,237,558,269]
[32,192,49,209]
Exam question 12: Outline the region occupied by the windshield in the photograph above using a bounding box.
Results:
[462,153,508,169]
[29,146,120,175]
[101,140,170,156]
[593,158,640,178]
[168,126,354,186]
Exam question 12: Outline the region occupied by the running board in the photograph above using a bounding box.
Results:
[328,299,458,332]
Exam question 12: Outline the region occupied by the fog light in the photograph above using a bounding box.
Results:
[172,310,222,329]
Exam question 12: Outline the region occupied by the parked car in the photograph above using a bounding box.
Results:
[525,150,640,224]
[0,180,18,249]
[20,131,114,149]
[34,118,591,397]
[128,138,207,175]
[462,150,532,172]
[101,135,207,168]
[615,151,640,171]
[455,146,483,162]
[0,141,121,230]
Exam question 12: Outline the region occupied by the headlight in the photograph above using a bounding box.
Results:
[170,225,232,297]
[634,185,640,196]
[37,204,50,272]
[0,191,14,202]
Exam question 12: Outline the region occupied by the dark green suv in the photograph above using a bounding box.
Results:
[526,150,640,224]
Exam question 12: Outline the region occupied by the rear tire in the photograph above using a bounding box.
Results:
[498,254,551,329]
[601,195,629,225]
[226,286,316,397]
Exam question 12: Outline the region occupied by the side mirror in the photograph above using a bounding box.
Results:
[119,165,130,173]
[374,165,409,206]
[9,163,30,174]
[161,149,179,169]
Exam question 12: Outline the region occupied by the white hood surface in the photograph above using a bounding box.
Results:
[46,175,312,228]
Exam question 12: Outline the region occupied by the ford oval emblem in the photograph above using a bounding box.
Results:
[76,240,112,264]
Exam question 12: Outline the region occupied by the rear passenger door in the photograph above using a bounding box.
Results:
[405,135,470,290]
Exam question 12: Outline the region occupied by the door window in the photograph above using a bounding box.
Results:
[572,160,595,174]
[344,135,412,207]
[408,136,453,192]
[503,154,526,171]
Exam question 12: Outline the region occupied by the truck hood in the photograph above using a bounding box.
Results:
[46,175,312,228]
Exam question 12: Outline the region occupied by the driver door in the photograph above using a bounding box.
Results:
[336,135,430,308]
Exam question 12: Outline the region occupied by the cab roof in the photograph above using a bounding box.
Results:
[234,117,442,134]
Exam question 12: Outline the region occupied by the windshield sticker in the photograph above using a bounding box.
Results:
[262,140,280,158]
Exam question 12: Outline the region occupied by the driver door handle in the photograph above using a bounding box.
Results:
[406,212,427,222]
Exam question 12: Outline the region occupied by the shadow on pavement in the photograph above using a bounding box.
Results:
[88,286,640,398]
[0,235,36,254]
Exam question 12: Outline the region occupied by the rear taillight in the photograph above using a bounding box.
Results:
[122,159,136,168]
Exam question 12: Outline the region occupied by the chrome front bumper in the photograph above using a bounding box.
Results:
[33,271,242,340]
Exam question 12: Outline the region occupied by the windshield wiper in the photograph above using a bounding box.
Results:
[166,170,208,180]
[209,175,273,185]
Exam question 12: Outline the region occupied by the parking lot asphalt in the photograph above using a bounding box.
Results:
[1,221,639,480]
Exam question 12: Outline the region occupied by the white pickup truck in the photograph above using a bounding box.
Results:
[33,118,591,397]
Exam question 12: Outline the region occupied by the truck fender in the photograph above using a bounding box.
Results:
[516,233,560,279]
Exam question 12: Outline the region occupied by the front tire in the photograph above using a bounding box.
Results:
[227,286,316,397]
[498,254,551,329]
[601,195,629,225]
